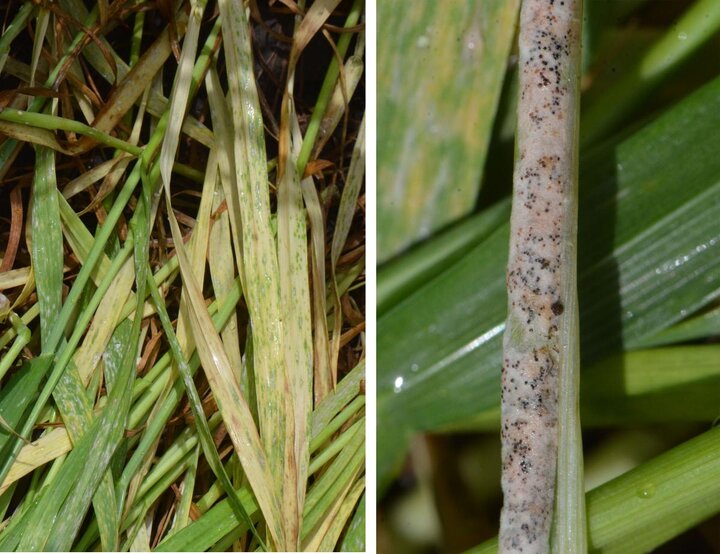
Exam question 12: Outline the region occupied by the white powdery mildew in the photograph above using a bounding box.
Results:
[499,0,581,552]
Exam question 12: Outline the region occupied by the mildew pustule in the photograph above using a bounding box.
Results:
[499,0,582,553]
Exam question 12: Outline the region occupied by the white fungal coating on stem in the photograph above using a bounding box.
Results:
[499,0,583,553]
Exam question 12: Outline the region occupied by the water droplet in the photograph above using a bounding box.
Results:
[678,32,688,41]
[636,483,656,499]
[410,363,419,372]
[416,35,430,49]
[393,376,404,393]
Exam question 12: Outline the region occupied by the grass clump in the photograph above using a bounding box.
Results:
[0,0,365,550]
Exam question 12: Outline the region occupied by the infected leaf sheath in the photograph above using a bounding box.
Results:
[499,0,585,552]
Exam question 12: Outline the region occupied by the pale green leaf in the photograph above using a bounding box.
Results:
[377,0,521,261]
